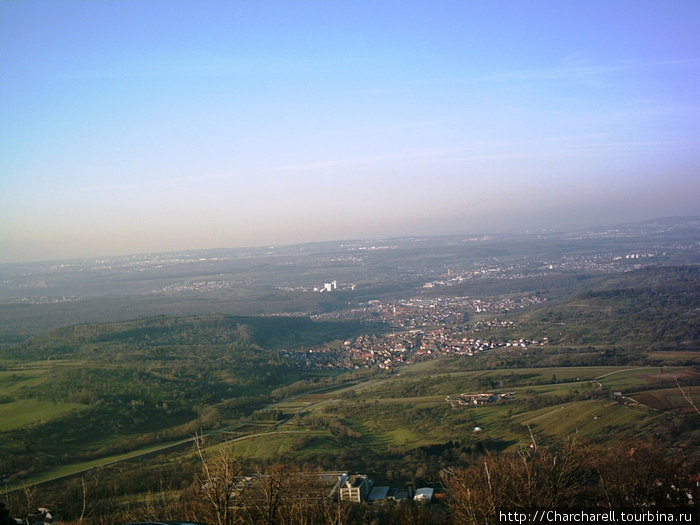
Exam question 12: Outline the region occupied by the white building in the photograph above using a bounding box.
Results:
[339,475,373,503]
[414,487,433,502]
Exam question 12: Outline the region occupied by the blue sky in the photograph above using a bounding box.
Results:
[1,0,698,262]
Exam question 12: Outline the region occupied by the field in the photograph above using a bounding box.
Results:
[0,224,698,522]
[187,360,700,474]
[2,331,699,492]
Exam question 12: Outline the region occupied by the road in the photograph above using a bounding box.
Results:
[4,378,365,492]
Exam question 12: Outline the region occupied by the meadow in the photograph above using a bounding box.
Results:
[0,226,698,522]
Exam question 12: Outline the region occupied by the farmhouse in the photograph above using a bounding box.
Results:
[446,392,514,407]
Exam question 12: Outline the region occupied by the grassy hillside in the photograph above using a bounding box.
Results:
[0,315,368,484]
[3,314,366,360]
[489,266,699,348]
[214,358,699,485]
[2,265,699,522]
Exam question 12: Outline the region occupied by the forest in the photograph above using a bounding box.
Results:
[0,223,698,523]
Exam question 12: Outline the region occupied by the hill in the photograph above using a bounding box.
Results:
[0,315,368,484]
[493,266,699,349]
[1,262,699,522]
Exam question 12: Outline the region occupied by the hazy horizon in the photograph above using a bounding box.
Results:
[1,214,696,267]
[2,1,699,264]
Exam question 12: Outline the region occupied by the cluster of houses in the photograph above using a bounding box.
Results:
[334,473,433,504]
[281,323,549,370]
[312,294,545,329]
[445,392,514,408]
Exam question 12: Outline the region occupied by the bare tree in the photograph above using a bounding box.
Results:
[78,476,89,523]
[322,492,351,525]
[676,377,700,416]
[441,435,591,525]
[191,436,353,525]
[240,463,350,525]
[192,434,249,525]
[592,441,692,510]
[18,485,36,524]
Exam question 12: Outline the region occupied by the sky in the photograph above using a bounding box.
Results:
[1,0,699,263]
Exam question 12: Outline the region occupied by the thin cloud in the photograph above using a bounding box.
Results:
[273,147,459,172]
[78,173,236,193]
[448,57,700,85]
[274,137,698,173]
[343,121,437,135]
[445,140,699,163]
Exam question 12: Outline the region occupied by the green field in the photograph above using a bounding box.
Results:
[181,361,699,462]
[1,261,698,523]
[201,361,698,465]
[2,333,698,494]
[0,398,86,432]
[596,366,696,389]
[632,387,699,410]
[514,399,663,440]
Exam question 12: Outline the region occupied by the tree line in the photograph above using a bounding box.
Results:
[3,436,697,524]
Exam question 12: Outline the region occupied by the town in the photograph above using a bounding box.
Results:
[289,294,548,370]
[283,328,546,370]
